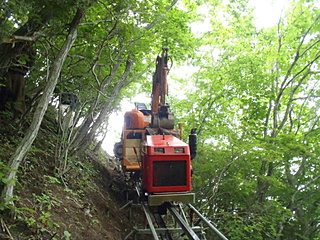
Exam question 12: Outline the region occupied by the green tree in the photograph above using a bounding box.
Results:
[0,0,200,207]
[1,7,85,206]
[174,0,320,239]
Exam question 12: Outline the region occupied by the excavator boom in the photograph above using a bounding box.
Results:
[151,47,169,114]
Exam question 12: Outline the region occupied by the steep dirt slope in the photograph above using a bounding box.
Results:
[0,110,140,239]
[15,155,133,239]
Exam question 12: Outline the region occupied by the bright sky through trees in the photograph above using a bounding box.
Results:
[250,0,288,28]
[102,0,289,155]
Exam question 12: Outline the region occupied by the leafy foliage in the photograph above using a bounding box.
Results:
[0,0,319,239]
[172,0,320,239]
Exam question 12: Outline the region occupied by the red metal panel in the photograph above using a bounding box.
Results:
[142,135,192,194]
[146,135,189,147]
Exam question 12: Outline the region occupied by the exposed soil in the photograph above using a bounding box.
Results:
[1,153,138,240]
[0,110,144,240]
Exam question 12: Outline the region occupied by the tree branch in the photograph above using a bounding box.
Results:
[1,8,84,206]
[144,0,178,30]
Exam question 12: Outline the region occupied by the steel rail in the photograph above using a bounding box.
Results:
[167,204,200,240]
[187,204,228,240]
[133,226,202,234]
[153,213,173,240]
[142,203,160,240]
[124,229,136,240]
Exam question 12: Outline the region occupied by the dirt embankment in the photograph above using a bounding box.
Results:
[1,147,139,239]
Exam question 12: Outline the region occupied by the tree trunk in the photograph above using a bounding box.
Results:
[0,9,55,112]
[1,9,84,206]
[70,58,133,155]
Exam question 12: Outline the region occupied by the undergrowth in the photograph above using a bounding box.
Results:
[0,108,134,239]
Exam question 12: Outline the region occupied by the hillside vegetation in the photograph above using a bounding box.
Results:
[0,0,320,239]
[0,106,138,239]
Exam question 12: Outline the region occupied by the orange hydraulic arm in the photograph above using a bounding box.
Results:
[151,47,169,114]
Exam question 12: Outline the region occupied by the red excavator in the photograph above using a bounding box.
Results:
[114,47,197,206]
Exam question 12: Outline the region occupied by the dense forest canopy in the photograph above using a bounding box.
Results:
[0,0,319,239]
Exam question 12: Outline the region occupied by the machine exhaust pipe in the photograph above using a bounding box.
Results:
[189,128,197,160]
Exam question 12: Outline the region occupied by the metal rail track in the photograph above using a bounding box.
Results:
[124,201,229,240]
[123,183,228,240]
[124,202,200,240]
[153,213,173,240]
[187,204,228,240]
[167,203,200,240]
